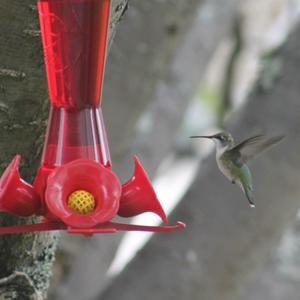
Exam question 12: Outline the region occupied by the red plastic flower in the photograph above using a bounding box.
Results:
[45,159,121,228]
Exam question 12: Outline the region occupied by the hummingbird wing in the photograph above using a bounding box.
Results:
[229,134,284,165]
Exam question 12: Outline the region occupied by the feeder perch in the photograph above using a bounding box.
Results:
[0,0,185,235]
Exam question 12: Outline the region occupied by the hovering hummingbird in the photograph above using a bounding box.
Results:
[190,132,284,207]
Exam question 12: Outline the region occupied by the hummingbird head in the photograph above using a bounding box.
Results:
[190,131,234,150]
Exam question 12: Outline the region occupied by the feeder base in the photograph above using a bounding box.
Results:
[0,220,185,236]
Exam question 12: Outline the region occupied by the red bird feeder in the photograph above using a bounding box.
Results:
[0,0,185,235]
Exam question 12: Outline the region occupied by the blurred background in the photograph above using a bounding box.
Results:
[50,0,300,299]
[1,0,300,299]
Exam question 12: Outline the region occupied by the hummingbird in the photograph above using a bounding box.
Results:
[190,132,284,207]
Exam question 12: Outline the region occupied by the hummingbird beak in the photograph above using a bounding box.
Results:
[189,135,216,139]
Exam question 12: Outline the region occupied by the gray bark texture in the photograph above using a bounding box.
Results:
[0,0,128,298]
[99,22,300,300]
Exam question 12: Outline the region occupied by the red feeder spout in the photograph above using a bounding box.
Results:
[118,156,168,224]
[0,156,40,217]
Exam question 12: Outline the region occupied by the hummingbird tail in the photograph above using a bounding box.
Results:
[244,186,255,208]
[237,165,255,208]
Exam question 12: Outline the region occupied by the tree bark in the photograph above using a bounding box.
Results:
[0,1,128,298]
[99,22,300,300]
